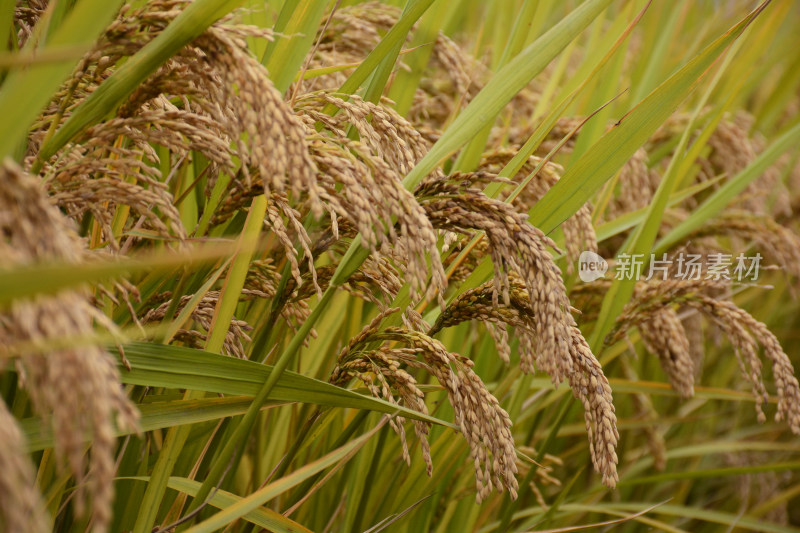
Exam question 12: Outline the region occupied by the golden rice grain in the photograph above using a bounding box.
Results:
[0,400,49,533]
[0,160,138,533]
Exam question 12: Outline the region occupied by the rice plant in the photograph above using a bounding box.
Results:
[2,0,800,531]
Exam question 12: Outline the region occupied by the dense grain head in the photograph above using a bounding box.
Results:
[479,149,598,271]
[431,276,619,488]
[417,171,618,486]
[331,310,432,471]
[610,147,662,219]
[297,93,448,305]
[300,1,486,136]
[49,175,187,251]
[685,212,800,280]
[142,291,253,357]
[300,93,430,175]
[195,32,322,211]
[32,0,327,265]
[0,160,139,533]
[610,280,800,433]
[638,308,695,398]
[0,400,49,533]
[417,174,592,381]
[331,309,520,500]
[381,328,520,502]
[648,112,790,216]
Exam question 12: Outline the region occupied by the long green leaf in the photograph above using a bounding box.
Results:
[134,195,266,533]
[527,1,770,235]
[361,0,413,105]
[326,0,437,112]
[0,241,247,306]
[595,176,724,243]
[264,0,329,93]
[399,0,613,191]
[111,342,454,427]
[452,0,541,172]
[185,425,381,532]
[619,462,800,486]
[21,396,282,452]
[124,476,312,533]
[591,503,800,533]
[207,196,266,354]
[388,1,452,116]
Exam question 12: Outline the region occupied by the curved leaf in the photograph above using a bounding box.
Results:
[114,342,455,428]
[123,476,312,533]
